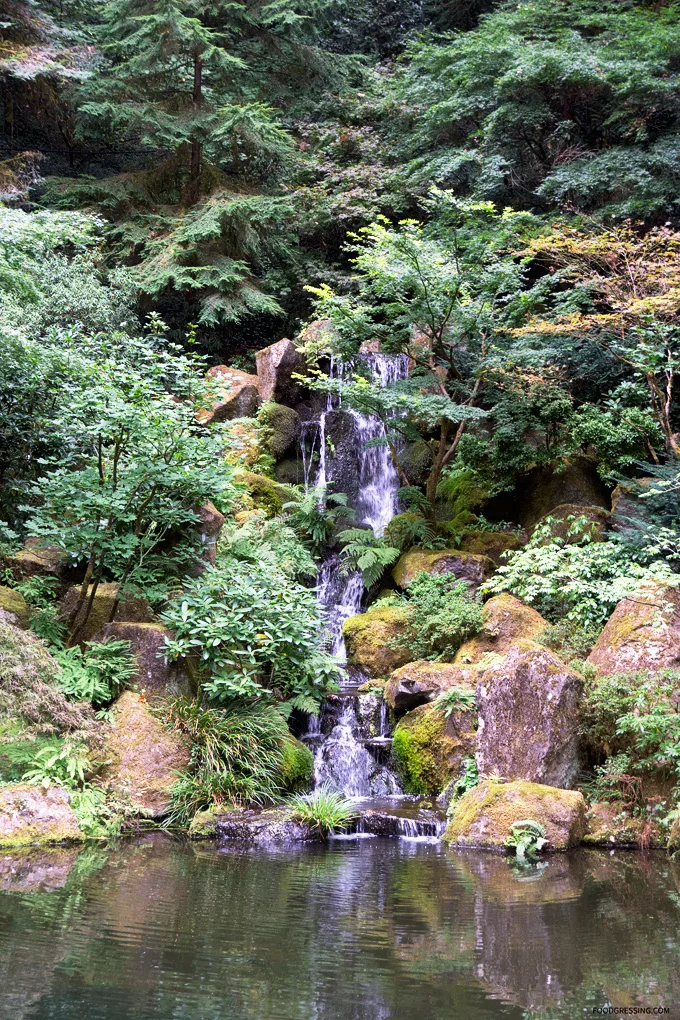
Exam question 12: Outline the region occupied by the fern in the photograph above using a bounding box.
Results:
[337,527,401,587]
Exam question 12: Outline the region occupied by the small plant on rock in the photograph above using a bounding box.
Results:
[289,786,357,838]
[505,819,548,860]
[433,687,477,719]
[449,756,479,804]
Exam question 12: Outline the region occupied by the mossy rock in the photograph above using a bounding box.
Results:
[189,805,222,839]
[0,784,84,848]
[238,471,297,516]
[534,503,612,543]
[261,402,301,459]
[279,736,314,793]
[4,539,66,582]
[392,549,495,591]
[392,703,476,796]
[385,660,476,712]
[458,530,526,564]
[444,779,587,851]
[454,594,547,666]
[586,580,680,675]
[400,442,433,487]
[434,469,488,521]
[583,801,665,848]
[274,457,305,485]
[342,606,412,677]
[60,582,152,644]
[0,585,30,628]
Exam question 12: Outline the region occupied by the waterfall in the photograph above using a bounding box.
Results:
[301,352,409,797]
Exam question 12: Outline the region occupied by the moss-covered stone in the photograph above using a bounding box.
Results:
[444,779,586,851]
[198,365,261,424]
[384,513,425,552]
[583,801,665,848]
[342,606,412,677]
[586,580,680,675]
[400,441,433,487]
[260,402,301,459]
[4,539,66,581]
[454,594,547,666]
[188,805,222,839]
[274,457,305,485]
[238,471,297,516]
[99,692,191,819]
[279,736,314,793]
[101,622,192,701]
[433,469,488,521]
[385,660,476,712]
[60,582,152,644]
[392,703,476,796]
[0,784,84,848]
[458,530,526,564]
[0,585,30,628]
[392,549,495,591]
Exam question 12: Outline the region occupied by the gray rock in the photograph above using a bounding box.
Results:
[476,644,582,788]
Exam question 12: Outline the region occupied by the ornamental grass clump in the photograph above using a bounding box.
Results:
[289,786,357,838]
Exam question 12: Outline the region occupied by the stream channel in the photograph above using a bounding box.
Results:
[2,355,679,1018]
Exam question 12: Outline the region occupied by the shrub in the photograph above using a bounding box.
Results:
[581,669,680,787]
[433,687,476,719]
[403,572,483,660]
[162,559,340,707]
[167,699,293,823]
[485,515,677,629]
[337,527,401,587]
[289,786,357,837]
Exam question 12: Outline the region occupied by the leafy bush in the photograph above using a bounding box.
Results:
[219,514,317,581]
[485,516,678,629]
[505,820,547,861]
[162,559,340,707]
[22,740,91,790]
[403,572,483,660]
[167,699,293,823]
[55,639,137,709]
[581,669,680,786]
[449,755,479,803]
[289,786,357,837]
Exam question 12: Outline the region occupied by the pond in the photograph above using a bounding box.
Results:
[1,836,679,1019]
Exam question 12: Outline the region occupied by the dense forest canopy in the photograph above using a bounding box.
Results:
[2,0,680,845]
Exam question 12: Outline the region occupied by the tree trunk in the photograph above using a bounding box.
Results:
[186,52,203,203]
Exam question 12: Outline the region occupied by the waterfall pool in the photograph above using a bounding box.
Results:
[1,835,679,1019]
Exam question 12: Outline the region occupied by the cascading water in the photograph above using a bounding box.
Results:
[301,352,410,799]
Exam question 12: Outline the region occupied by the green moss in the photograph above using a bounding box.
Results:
[391,549,494,589]
[279,736,314,793]
[435,470,488,521]
[459,530,525,563]
[0,585,30,627]
[188,805,222,839]
[260,402,301,459]
[239,471,297,516]
[392,705,465,796]
[342,606,411,677]
[400,441,433,487]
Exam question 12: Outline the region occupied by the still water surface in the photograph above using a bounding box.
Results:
[1,835,679,1019]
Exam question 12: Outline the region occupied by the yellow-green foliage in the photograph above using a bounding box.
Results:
[342,606,411,677]
[0,585,30,627]
[240,471,297,515]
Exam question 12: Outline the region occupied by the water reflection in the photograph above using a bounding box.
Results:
[0,836,679,1019]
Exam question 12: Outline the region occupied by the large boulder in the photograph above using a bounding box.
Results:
[60,582,152,643]
[583,801,665,848]
[99,692,191,818]
[0,585,30,628]
[101,622,192,700]
[0,784,84,848]
[256,338,307,405]
[454,594,547,666]
[534,503,611,543]
[486,456,610,531]
[586,581,680,675]
[444,779,586,851]
[238,471,296,516]
[385,660,473,712]
[476,644,582,788]
[3,538,66,581]
[392,548,495,591]
[342,606,411,677]
[392,703,476,795]
[198,365,261,424]
[458,529,527,564]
